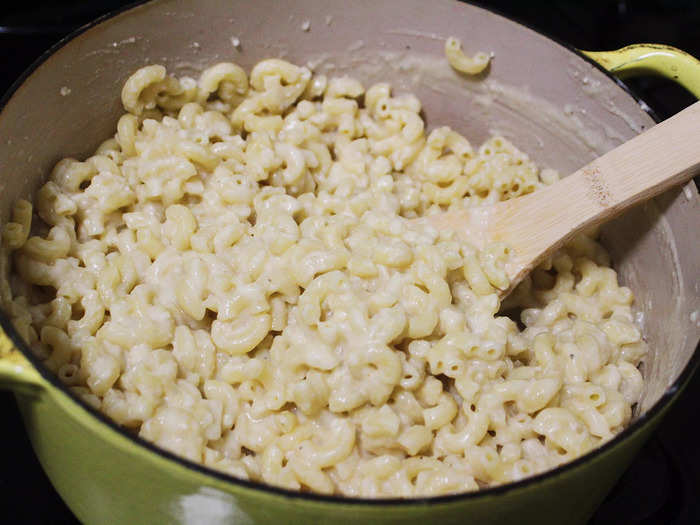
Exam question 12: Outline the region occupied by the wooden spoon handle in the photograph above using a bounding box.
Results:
[499,100,700,279]
[574,100,700,218]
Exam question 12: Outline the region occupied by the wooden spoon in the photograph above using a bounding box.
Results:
[421,100,700,296]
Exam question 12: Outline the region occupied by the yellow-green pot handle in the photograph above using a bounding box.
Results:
[582,44,700,99]
[0,330,45,393]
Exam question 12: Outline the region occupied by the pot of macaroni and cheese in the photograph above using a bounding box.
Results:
[0,0,698,523]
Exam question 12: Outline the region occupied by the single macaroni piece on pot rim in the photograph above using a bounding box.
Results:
[0,56,646,498]
[444,36,492,75]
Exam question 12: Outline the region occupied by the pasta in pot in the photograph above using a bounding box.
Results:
[0,55,646,497]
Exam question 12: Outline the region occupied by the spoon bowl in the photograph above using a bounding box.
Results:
[420,100,700,296]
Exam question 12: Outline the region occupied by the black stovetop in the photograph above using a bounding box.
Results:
[0,1,698,523]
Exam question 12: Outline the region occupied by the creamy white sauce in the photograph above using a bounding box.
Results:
[347,40,365,52]
[385,29,446,41]
[683,184,694,201]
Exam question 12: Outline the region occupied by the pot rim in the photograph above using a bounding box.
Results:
[0,0,697,507]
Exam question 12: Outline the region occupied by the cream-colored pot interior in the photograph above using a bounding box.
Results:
[0,0,697,420]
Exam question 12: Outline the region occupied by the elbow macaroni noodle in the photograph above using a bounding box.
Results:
[0,49,646,497]
[444,37,491,75]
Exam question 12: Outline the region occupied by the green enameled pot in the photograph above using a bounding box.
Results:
[1,1,699,523]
